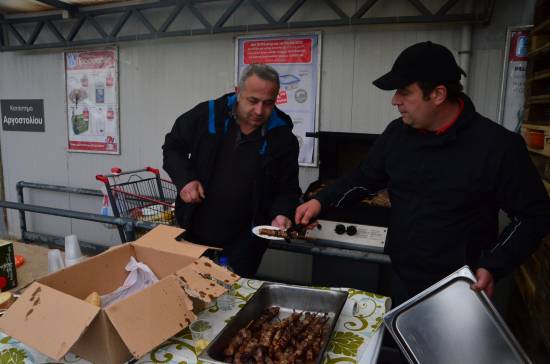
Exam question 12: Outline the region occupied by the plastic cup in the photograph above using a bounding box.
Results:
[64,234,83,266]
[48,249,65,273]
[217,292,235,311]
[189,319,213,354]
[65,256,85,267]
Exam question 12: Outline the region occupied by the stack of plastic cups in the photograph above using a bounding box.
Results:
[64,234,84,267]
[47,249,65,273]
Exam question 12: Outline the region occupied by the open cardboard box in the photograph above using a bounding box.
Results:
[0,225,240,364]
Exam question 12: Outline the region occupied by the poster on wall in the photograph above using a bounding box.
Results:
[236,33,321,166]
[65,47,119,154]
[498,26,531,132]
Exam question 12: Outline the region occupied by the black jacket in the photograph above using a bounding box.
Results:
[163,93,301,230]
[315,94,550,294]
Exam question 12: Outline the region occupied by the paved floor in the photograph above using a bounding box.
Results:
[7,240,51,292]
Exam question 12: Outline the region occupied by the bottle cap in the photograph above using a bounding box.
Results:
[219,256,229,267]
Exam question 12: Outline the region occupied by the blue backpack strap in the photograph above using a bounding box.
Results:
[259,140,268,155]
[208,100,216,134]
[266,109,287,131]
[224,118,230,134]
[259,109,288,155]
[226,94,237,109]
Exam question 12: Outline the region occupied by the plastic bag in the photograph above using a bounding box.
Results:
[101,256,159,307]
[99,185,117,229]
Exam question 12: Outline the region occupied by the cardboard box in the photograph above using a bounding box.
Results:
[0,241,17,290]
[0,225,239,364]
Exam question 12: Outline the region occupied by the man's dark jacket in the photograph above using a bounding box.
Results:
[163,92,301,230]
[314,94,550,295]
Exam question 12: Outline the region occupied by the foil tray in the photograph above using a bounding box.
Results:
[383,266,531,364]
[199,282,348,364]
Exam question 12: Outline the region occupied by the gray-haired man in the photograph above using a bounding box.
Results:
[163,64,301,277]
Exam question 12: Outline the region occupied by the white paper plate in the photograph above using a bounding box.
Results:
[252,225,285,240]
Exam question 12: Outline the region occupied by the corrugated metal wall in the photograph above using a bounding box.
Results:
[0,0,534,281]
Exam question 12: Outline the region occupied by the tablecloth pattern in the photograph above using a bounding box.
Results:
[0,279,389,364]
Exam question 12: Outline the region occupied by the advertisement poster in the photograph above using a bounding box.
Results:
[65,48,119,154]
[236,33,321,166]
[498,27,531,132]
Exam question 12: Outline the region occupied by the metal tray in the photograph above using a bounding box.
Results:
[383,266,531,364]
[199,282,348,364]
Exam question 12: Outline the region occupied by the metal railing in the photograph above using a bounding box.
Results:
[10,181,157,254]
[7,181,390,263]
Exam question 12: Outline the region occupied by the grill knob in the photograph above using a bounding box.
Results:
[346,225,357,236]
[335,224,346,235]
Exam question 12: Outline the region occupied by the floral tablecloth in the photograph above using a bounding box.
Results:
[0,279,390,364]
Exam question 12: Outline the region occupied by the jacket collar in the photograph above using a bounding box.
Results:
[222,92,293,133]
[403,93,476,146]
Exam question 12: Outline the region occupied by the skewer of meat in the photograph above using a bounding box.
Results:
[274,312,301,354]
[224,328,252,357]
[254,347,265,364]
[251,307,280,332]
[258,228,310,240]
[260,322,277,347]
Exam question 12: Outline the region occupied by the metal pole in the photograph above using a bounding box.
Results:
[0,14,5,49]
[124,222,135,242]
[17,181,102,197]
[16,182,27,240]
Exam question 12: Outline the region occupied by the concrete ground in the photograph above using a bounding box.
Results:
[8,240,51,292]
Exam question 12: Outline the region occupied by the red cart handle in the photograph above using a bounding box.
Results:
[96,166,162,183]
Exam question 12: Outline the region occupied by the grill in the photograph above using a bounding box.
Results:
[305,132,391,253]
[304,131,392,293]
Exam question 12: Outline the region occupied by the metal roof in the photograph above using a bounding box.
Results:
[0,0,495,52]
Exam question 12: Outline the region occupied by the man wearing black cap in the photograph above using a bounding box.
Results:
[295,41,550,302]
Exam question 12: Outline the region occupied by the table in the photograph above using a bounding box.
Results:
[0,242,390,364]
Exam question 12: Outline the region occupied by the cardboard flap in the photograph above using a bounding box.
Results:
[175,266,227,303]
[191,257,240,285]
[0,282,100,360]
[132,225,217,257]
[105,275,196,359]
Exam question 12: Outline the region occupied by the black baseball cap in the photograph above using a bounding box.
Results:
[373,41,466,90]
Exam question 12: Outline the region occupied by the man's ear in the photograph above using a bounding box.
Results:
[432,85,447,106]
[235,86,240,99]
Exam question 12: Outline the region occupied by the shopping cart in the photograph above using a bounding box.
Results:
[96,167,178,230]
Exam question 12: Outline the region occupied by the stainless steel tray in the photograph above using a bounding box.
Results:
[199,282,348,364]
[383,266,531,364]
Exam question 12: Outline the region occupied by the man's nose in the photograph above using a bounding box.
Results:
[391,93,401,106]
[254,103,264,114]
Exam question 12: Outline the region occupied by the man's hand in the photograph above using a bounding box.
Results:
[271,215,292,230]
[470,267,495,298]
[295,199,322,227]
[179,180,205,203]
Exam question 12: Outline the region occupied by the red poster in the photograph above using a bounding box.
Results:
[508,31,529,62]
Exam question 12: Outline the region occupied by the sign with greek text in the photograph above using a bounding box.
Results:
[1,99,45,132]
